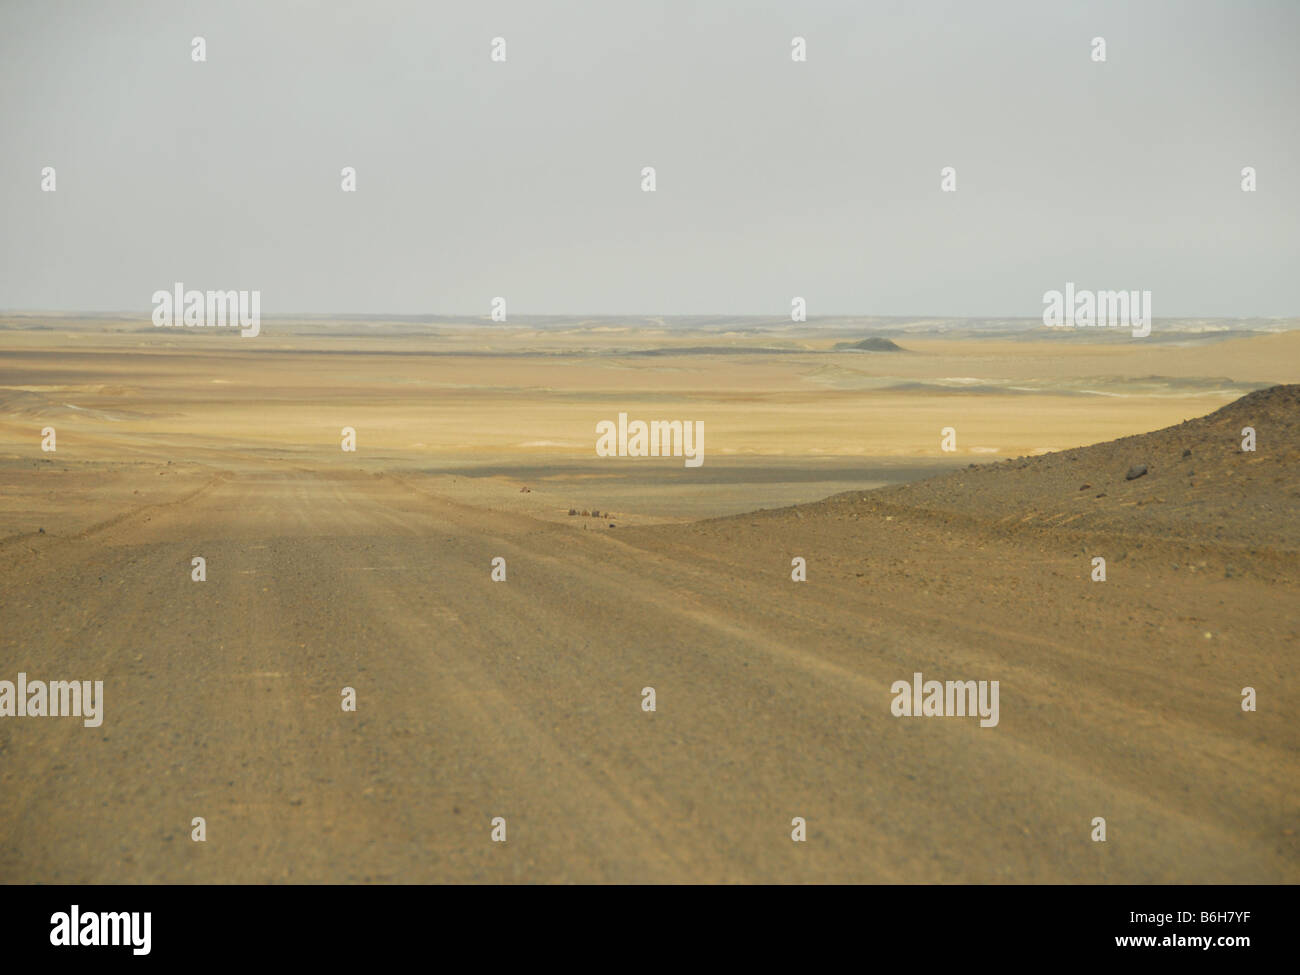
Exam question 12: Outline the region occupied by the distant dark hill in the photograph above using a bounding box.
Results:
[833,337,905,352]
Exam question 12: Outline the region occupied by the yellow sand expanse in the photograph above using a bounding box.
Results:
[3,328,1295,468]
[1,326,1296,883]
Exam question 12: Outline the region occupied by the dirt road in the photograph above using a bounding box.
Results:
[1,441,1294,882]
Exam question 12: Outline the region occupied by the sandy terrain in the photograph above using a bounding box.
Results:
[0,321,1296,882]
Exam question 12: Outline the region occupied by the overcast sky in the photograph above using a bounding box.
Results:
[1,0,1296,317]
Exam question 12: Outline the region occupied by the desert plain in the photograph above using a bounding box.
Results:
[0,316,1297,882]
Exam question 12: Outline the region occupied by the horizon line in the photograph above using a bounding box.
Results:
[2,311,1298,322]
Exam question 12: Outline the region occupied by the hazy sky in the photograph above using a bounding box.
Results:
[1,0,1296,317]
